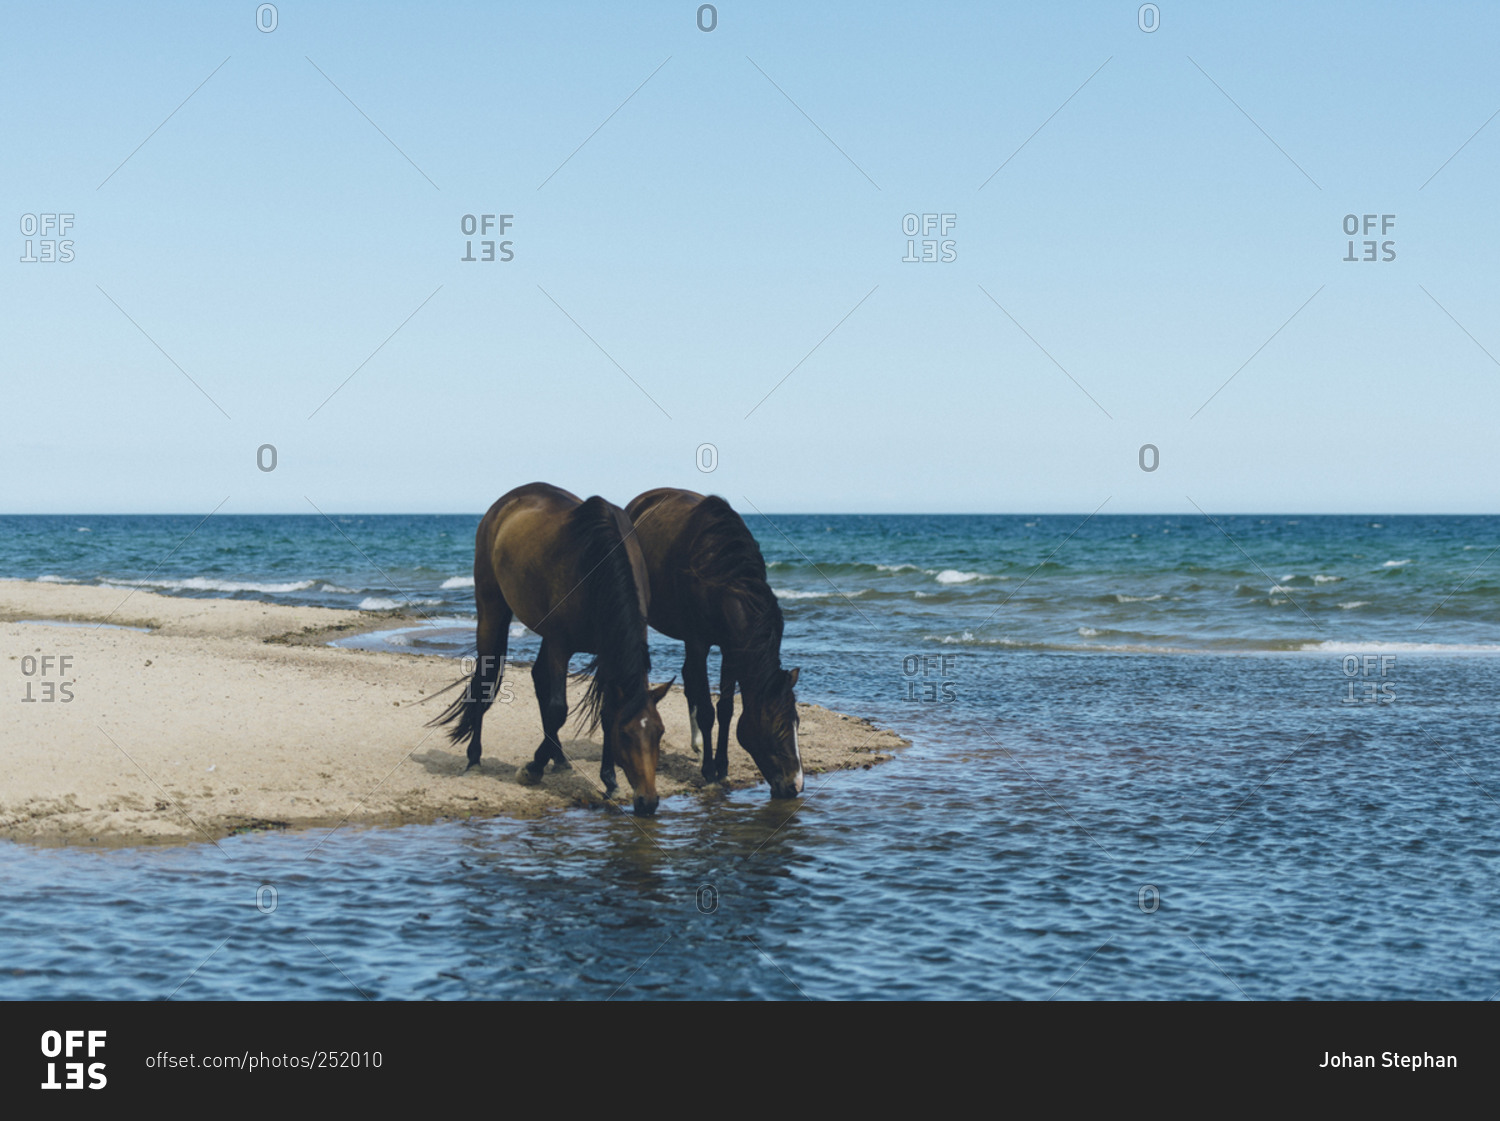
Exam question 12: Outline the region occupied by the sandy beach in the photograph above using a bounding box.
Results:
[0,579,905,846]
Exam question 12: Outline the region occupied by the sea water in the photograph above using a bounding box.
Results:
[2,513,1497,998]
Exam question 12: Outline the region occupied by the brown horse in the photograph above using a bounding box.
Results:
[431,482,671,815]
[625,488,802,798]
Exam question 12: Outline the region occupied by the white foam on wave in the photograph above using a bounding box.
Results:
[1305,640,1500,655]
[1338,601,1370,609]
[440,576,475,589]
[772,587,867,600]
[110,576,316,594]
[1382,559,1411,568]
[36,575,78,584]
[1078,626,1102,637]
[875,563,921,573]
[1313,574,1341,583]
[934,570,983,585]
[1115,593,1163,603]
[358,596,442,610]
[320,583,359,594]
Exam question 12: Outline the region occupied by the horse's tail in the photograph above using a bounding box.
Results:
[425,673,479,748]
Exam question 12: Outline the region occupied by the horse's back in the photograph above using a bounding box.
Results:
[626,488,764,643]
[477,484,646,645]
[475,483,584,635]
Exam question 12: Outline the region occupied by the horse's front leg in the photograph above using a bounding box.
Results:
[713,656,736,784]
[682,638,713,770]
[600,725,618,799]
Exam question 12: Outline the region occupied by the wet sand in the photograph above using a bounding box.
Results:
[0,580,905,846]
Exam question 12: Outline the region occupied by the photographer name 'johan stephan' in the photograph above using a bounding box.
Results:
[1320,1052,1457,1069]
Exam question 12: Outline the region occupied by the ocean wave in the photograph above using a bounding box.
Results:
[1337,601,1370,610]
[319,583,360,594]
[875,563,922,573]
[773,587,867,600]
[934,570,984,585]
[36,575,79,584]
[1304,640,1500,655]
[108,577,317,594]
[1382,559,1411,568]
[358,596,442,610]
[1313,574,1341,583]
[440,576,475,589]
[1115,593,1163,603]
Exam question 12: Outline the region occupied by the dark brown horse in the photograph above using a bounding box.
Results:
[431,482,671,815]
[625,488,802,798]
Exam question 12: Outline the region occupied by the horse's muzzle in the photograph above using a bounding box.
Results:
[633,794,659,817]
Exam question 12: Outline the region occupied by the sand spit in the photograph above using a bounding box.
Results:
[0,580,905,846]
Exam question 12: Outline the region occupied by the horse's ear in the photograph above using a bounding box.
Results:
[649,678,674,704]
[786,667,800,689]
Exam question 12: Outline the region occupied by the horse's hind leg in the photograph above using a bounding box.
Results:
[712,656,736,783]
[524,639,572,779]
[682,638,714,772]
[464,591,512,770]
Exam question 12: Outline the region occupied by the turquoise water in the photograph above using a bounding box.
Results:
[3,513,1498,998]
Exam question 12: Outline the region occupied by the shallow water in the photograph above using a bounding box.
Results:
[4,653,1495,1000]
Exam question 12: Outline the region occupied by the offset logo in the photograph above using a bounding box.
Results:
[40,1030,106,1090]
[460,214,514,263]
[20,213,75,263]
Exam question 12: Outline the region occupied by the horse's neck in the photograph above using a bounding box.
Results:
[724,623,781,700]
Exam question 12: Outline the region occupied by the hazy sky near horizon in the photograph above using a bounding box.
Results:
[4,1,1499,514]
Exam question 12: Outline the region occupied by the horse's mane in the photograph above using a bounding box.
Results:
[572,496,651,732]
[685,496,785,697]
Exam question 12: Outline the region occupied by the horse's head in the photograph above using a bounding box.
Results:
[737,666,803,798]
[610,678,673,815]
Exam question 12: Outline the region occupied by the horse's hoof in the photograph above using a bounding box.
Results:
[464,758,481,772]
[517,762,545,785]
[551,759,572,772]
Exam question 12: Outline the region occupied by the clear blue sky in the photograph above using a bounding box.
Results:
[4,1,1498,513]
